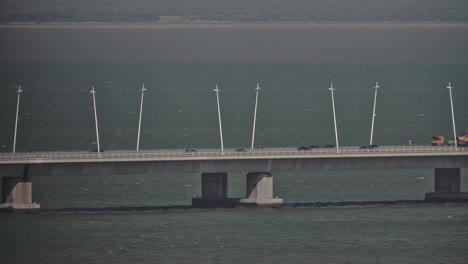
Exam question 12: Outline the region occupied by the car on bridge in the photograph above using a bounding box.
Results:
[359,145,379,149]
[297,146,311,151]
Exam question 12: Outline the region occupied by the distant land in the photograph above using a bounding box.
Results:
[1,0,468,23]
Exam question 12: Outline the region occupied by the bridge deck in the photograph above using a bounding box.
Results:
[1,146,467,165]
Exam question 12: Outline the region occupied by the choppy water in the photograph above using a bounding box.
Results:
[0,25,467,263]
[1,204,468,264]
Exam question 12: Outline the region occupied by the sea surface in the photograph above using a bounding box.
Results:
[0,24,467,263]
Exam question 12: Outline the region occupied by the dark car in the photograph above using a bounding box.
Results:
[297,146,311,151]
[185,148,197,152]
[360,144,379,149]
[235,148,247,152]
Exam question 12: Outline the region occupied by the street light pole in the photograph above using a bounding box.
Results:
[12,85,23,154]
[214,85,224,153]
[90,86,101,157]
[136,84,147,151]
[329,83,339,152]
[369,82,380,146]
[447,82,458,150]
[251,83,261,149]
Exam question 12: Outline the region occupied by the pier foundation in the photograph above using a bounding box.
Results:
[239,172,283,207]
[0,176,40,211]
[192,173,239,208]
[425,168,468,202]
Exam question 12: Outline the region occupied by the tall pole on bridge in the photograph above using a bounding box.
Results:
[329,83,339,152]
[251,83,261,149]
[447,82,458,150]
[369,82,380,146]
[214,85,224,153]
[12,85,23,154]
[90,86,101,157]
[136,84,147,151]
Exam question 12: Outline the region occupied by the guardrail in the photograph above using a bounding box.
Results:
[0,146,466,161]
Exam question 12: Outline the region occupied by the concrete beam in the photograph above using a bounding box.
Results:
[425,168,468,202]
[192,173,240,208]
[434,168,460,193]
[239,172,283,207]
[201,173,227,199]
[0,176,40,211]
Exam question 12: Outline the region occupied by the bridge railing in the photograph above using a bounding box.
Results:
[0,145,466,161]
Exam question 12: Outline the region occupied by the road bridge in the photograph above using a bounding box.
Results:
[1,146,467,210]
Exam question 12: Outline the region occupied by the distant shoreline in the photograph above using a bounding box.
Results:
[2,21,468,29]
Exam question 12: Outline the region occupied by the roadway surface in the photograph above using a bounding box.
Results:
[1,146,467,164]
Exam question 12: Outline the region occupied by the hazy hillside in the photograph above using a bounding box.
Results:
[1,0,468,23]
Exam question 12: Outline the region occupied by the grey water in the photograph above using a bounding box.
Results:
[0,24,468,263]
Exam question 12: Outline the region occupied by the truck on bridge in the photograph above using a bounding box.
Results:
[431,136,445,146]
[432,132,468,146]
[447,132,468,146]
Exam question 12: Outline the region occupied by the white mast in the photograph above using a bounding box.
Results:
[214,85,224,152]
[90,86,101,157]
[447,82,458,150]
[329,83,339,152]
[12,85,23,154]
[136,84,147,151]
[251,83,261,149]
[369,82,380,146]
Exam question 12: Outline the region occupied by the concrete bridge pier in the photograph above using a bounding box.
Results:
[239,172,283,208]
[0,164,40,211]
[425,168,468,202]
[192,172,239,208]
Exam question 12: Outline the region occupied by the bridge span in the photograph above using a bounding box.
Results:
[1,146,467,210]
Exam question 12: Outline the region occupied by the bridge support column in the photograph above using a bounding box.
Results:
[425,168,468,202]
[192,173,239,208]
[0,176,40,211]
[201,172,227,199]
[239,172,283,207]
